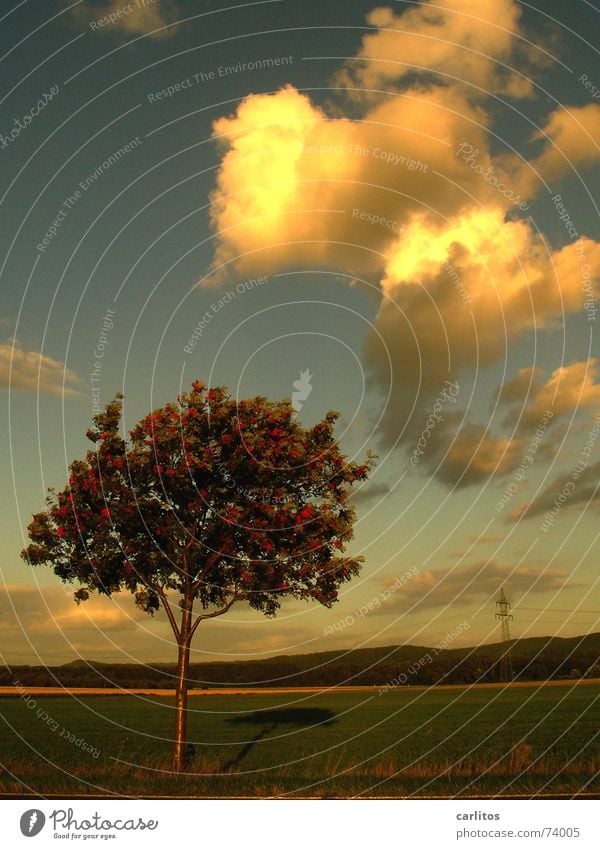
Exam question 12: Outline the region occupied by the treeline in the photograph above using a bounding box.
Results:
[2,633,599,689]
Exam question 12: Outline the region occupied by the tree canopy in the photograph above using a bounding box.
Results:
[23,381,372,621]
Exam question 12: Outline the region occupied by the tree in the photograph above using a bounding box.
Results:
[22,381,373,771]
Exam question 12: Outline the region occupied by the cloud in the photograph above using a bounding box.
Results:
[430,422,525,488]
[0,338,80,397]
[503,103,600,197]
[51,597,142,633]
[508,459,600,523]
[419,359,600,488]
[369,211,598,386]
[466,534,506,544]
[334,0,539,99]
[71,0,179,38]
[208,84,507,283]
[498,359,600,431]
[206,4,600,490]
[348,482,391,505]
[364,212,599,445]
[0,583,197,665]
[0,584,144,636]
[363,218,598,485]
[374,560,573,614]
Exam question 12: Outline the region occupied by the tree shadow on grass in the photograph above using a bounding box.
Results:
[223,707,337,772]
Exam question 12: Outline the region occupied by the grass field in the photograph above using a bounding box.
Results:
[0,681,598,797]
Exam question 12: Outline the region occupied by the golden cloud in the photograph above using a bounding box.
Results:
[334,0,539,98]
[501,104,600,196]
[0,338,80,397]
[532,104,600,183]
[208,83,513,283]
[499,359,600,431]
[0,584,142,635]
[365,210,600,444]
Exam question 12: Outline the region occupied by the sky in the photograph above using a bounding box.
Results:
[0,0,599,667]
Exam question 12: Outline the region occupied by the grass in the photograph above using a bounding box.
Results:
[0,682,598,797]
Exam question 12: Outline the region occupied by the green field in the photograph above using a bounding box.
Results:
[0,682,598,797]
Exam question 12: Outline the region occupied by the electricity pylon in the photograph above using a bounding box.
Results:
[495,587,514,682]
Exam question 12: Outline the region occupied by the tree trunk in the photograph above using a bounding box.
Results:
[172,606,192,772]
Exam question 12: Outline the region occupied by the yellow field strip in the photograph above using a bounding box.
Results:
[1,679,598,697]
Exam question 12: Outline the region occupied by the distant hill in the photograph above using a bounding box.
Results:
[2,633,599,689]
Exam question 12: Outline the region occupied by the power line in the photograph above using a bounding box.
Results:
[514,608,600,614]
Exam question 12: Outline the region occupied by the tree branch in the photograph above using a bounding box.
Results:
[181,532,197,577]
[190,550,222,594]
[189,593,237,639]
[153,584,181,641]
